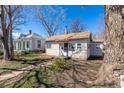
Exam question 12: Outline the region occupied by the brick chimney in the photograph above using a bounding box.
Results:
[64,26,68,34]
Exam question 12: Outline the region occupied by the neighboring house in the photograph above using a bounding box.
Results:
[46,32,104,60]
[14,30,45,52]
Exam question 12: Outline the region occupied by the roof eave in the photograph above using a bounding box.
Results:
[46,37,90,42]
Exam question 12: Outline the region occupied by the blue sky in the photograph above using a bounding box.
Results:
[15,5,105,38]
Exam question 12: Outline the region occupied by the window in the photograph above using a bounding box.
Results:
[27,41,30,48]
[18,42,21,50]
[68,43,72,50]
[37,40,41,48]
[47,43,51,48]
[61,46,64,50]
[19,42,21,50]
[72,43,75,51]
[23,41,25,50]
[69,43,75,51]
[77,43,81,49]
[18,42,20,50]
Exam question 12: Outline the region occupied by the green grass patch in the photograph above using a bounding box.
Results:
[49,58,74,72]
[0,61,29,75]
[0,58,74,88]
[5,68,54,88]
[0,56,103,88]
[14,52,46,61]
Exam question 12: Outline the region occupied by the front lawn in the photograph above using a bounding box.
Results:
[0,67,54,88]
[0,52,109,88]
[0,60,29,75]
[0,52,53,75]
[14,52,54,64]
[0,58,104,88]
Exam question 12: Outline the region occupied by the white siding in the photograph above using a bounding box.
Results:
[46,42,60,56]
[90,42,103,57]
[70,39,90,60]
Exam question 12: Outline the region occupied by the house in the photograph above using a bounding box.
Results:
[14,30,45,52]
[46,32,104,60]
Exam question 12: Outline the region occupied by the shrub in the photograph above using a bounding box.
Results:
[0,51,3,59]
[0,51,3,55]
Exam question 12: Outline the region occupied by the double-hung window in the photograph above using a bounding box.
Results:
[37,40,41,48]
[71,43,75,51]
[23,41,25,50]
[77,43,82,50]
[27,41,30,48]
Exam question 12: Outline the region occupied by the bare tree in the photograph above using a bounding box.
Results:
[36,6,65,37]
[0,5,11,60]
[69,17,85,33]
[95,5,124,87]
[0,5,25,60]
[6,6,25,59]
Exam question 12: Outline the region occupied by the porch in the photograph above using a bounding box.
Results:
[14,40,31,51]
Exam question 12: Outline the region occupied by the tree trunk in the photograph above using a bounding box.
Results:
[0,5,24,61]
[3,39,11,61]
[0,5,11,61]
[95,5,124,87]
[8,5,14,59]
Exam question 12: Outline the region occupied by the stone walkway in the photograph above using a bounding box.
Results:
[0,62,53,81]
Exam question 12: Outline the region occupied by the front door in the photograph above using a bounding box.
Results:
[64,43,68,57]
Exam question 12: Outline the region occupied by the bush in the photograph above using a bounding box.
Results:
[49,58,73,72]
[0,51,3,55]
[0,51,3,59]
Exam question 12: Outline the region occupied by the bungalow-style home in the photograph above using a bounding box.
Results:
[46,32,104,60]
[14,30,45,52]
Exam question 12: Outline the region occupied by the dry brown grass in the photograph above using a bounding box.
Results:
[0,52,105,88]
[49,60,103,88]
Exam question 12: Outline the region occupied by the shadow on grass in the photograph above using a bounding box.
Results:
[49,60,103,88]
[0,58,104,88]
[0,66,65,88]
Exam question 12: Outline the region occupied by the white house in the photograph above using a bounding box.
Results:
[46,32,104,60]
[14,30,45,52]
